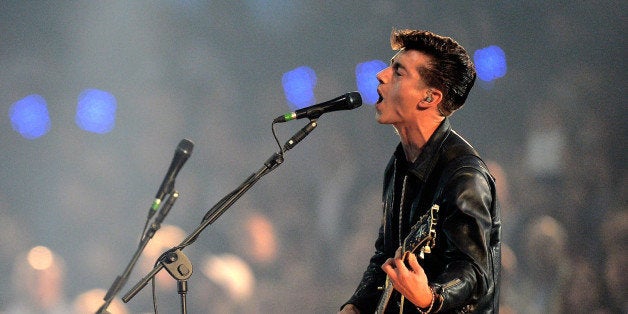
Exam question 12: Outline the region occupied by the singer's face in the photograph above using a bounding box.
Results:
[375,50,432,126]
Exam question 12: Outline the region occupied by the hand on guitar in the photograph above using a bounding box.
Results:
[381,247,433,308]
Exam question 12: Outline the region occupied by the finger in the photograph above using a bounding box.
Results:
[382,266,398,282]
[382,257,395,268]
[394,247,403,259]
[393,256,407,271]
[407,252,422,273]
[381,259,395,273]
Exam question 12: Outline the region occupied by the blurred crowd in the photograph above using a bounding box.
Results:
[494,103,626,313]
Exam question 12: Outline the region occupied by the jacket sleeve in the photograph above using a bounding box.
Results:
[428,166,497,312]
[342,222,389,312]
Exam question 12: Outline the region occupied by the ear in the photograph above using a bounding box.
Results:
[426,89,443,107]
[416,88,443,110]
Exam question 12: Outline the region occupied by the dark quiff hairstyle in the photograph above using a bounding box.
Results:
[390,29,476,114]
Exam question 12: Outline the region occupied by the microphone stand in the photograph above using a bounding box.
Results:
[96,192,179,314]
[122,119,319,313]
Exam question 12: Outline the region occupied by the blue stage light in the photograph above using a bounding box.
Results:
[76,89,117,134]
[9,94,51,139]
[282,66,317,110]
[356,60,386,105]
[474,45,507,82]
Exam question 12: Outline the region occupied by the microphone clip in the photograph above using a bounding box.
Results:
[284,119,317,151]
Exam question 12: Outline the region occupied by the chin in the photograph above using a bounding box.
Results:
[375,112,385,124]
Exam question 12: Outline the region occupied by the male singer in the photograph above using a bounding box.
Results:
[339,29,501,313]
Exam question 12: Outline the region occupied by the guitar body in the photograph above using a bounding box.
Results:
[375,204,440,314]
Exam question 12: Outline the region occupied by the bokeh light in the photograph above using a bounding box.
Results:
[201,253,255,302]
[282,66,317,110]
[72,288,128,314]
[9,94,51,139]
[76,89,117,134]
[473,45,507,82]
[144,224,186,259]
[27,245,54,270]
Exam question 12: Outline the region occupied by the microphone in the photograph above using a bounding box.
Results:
[273,91,362,123]
[148,139,194,219]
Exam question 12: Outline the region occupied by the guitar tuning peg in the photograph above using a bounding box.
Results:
[423,246,431,254]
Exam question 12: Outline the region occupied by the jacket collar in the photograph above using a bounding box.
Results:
[394,117,452,182]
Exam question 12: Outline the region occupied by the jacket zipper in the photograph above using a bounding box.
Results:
[398,175,408,246]
[441,278,462,292]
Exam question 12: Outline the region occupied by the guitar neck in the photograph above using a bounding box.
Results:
[375,204,440,313]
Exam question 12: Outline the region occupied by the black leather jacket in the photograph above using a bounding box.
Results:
[345,118,501,313]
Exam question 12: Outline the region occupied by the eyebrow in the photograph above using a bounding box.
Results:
[392,62,406,75]
[390,56,407,73]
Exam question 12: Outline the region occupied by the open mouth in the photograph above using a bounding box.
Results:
[376,90,383,104]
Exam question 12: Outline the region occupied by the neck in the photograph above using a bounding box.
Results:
[395,114,444,163]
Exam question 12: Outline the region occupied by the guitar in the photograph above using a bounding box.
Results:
[375,204,440,314]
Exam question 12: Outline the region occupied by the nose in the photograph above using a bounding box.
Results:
[376,67,390,84]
